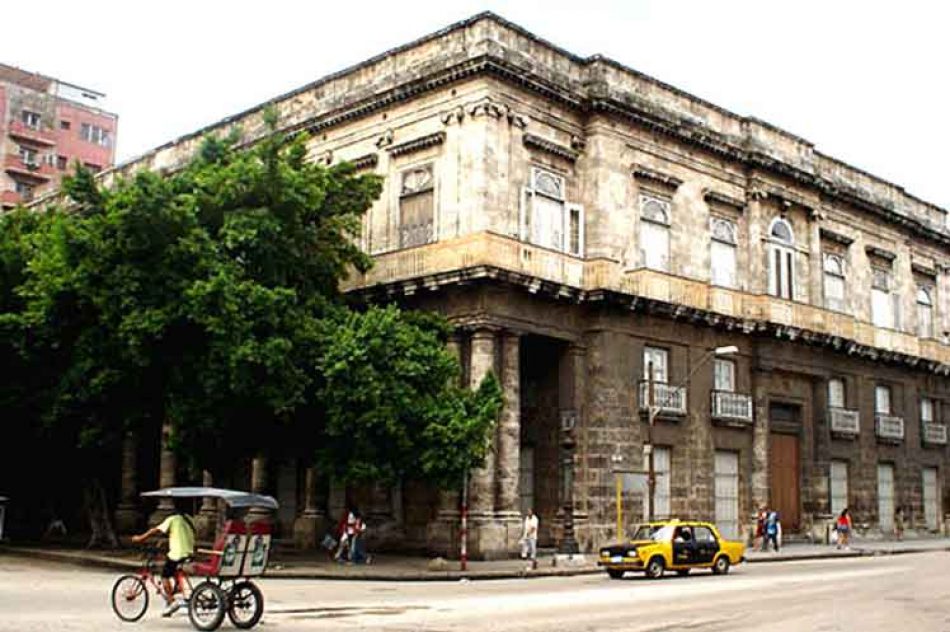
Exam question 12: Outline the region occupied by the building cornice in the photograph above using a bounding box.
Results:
[84,15,950,254]
[349,265,950,377]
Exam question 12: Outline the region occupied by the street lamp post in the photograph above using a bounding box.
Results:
[560,418,578,554]
[644,345,738,522]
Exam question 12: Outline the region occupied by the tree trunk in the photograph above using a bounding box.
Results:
[84,478,119,549]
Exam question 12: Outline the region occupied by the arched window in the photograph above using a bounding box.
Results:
[917,286,934,338]
[769,218,794,244]
[823,254,846,311]
[639,194,671,271]
[767,217,795,299]
[710,217,737,288]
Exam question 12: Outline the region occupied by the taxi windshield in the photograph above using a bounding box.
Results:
[631,524,675,542]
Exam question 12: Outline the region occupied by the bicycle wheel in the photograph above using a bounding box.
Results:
[111,574,149,622]
[188,581,226,631]
[227,581,264,629]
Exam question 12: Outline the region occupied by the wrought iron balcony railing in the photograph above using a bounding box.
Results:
[829,407,860,436]
[922,421,948,446]
[711,390,753,424]
[875,414,905,442]
[638,381,687,416]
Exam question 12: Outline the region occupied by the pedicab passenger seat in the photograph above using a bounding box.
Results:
[240,521,272,577]
[193,520,248,577]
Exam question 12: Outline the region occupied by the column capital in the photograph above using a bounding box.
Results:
[470,326,501,340]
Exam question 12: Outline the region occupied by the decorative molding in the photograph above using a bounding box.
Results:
[912,261,938,278]
[468,96,505,119]
[351,153,379,171]
[313,150,333,166]
[375,129,394,149]
[632,164,683,190]
[570,135,587,153]
[865,245,896,262]
[388,131,446,158]
[523,133,579,163]
[349,268,950,377]
[703,189,745,211]
[440,106,465,126]
[819,227,854,246]
[505,105,528,129]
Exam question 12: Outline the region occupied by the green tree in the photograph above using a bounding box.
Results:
[5,110,502,537]
[316,306,502,488]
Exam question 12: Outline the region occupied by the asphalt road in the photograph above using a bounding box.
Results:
[0,553,948,631]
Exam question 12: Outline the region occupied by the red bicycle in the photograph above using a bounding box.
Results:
[110,487,275,631]
[111,545,227,630]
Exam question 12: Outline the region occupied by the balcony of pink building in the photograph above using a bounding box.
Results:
[4,155,55,180]
[1,190,25,209]
[7,120,56,146]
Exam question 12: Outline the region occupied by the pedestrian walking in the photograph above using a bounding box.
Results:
[835,507,853,550]
[753,506,766,551]
[520,508,539,569]
[349,509,372,564]
[895,506,904,541]
[334,504,359,563]
[763,509,781,552]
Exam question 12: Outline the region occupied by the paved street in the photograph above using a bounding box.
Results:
[1,553,949,631]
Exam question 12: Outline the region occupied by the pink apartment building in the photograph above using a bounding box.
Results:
[1,63,117,209]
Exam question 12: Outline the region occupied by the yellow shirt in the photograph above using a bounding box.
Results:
[158,514,196,562]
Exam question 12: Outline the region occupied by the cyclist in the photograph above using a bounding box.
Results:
[131,498,196,616]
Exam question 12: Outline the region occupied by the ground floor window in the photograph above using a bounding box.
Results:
[923,467,939,532]
[643,446,670,520]
[830,460,848,516]
[714,451,739,540]
[877,463,894,532]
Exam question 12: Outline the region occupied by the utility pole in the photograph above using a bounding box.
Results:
[646,361,656,523]
[459,470,468,572]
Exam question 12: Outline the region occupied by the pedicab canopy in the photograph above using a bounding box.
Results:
[141,487,279,510]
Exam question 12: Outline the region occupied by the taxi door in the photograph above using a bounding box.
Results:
[693,526,720,565]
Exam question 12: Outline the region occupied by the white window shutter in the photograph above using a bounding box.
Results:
[520,188,531,241]
[567,203,584,257]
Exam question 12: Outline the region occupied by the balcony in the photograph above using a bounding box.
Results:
[4,155,54,181]
[1,190,25,209]
[711,390,753,425]
[922,421,948,446]
[638,381,687,417]
[875,414,905,442]
[829,407,861,438]
[7,119,56,146]
[342,232,950,367]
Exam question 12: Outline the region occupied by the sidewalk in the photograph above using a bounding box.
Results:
[2,537,948,581]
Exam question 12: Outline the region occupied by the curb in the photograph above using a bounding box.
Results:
[3,544,947,581]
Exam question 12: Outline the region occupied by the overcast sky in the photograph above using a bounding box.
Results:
[3,1,947,209]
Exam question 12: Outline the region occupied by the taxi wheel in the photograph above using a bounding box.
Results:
[645,557,665,579]
[676,569,690,576]
[712,555,730,575]
[606,569,625,580]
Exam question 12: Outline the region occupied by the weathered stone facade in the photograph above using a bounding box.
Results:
[104,13,950,556]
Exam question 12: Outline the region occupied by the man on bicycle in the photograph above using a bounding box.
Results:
[131,499,196,617]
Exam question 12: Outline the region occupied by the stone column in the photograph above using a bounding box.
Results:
[427,333,464,556]
[468,327,504,558]
[196,470,218,540]
[293,464,327,549]
[567,342,591,552]
[496,331,522,554]
[114,431,140,534]
[751,368,771,525]
[149,421,176,524]
[248,455,269,522]
[469,329,497,515]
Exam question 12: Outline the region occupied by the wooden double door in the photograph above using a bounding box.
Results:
[769,432,801,531]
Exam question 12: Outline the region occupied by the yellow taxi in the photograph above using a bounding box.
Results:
[598,519,745,579]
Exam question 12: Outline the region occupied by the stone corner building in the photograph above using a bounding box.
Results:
[107,13,949,557]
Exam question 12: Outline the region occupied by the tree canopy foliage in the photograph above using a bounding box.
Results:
[0,113,501,522]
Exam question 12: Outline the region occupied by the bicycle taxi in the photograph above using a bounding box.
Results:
[111,487,278,631]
